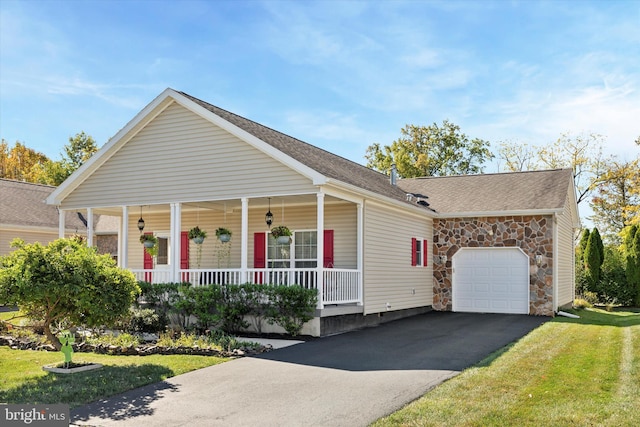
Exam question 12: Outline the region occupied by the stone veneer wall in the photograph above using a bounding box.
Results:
[433,215,554,316]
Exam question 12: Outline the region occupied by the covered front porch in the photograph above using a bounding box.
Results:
[130,267,361,306]
[60,192,364,310]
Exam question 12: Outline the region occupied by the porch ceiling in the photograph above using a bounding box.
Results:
[84,194,345,217]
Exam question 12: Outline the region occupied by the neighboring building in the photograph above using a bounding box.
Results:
[0,178,117,257]
[1,179,87,255]
[45,89,580,336]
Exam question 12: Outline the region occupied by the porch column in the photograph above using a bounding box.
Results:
[170,203,182,282]
[357,202,363,306]
[86,208,94,247]
[316,192,325,309]
[120,206,129,268]
[58,208,65,238]
[241,197,249,283]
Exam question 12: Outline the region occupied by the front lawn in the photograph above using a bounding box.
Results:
[0,347,229,408]
[373,307,640,427]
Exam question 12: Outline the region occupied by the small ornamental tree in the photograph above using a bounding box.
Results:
[0,238,140,349]
[584,229,604,293]
[625,226,640,305]
[577,228,590,267]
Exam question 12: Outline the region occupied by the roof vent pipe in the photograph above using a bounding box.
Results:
[390,163,397,186]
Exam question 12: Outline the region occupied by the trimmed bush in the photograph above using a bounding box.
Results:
[266,285,318,336]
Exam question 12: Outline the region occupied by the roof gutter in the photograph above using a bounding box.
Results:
[324,178,436,217]
[434,208,565,218]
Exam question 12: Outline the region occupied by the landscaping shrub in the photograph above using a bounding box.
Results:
[243,283,271,334]
[190,284,223,331]
[216,285,252,333]
[573,298,593,309]
[116,307,165,334]
[136,282,317,337]
[266,285,317,336]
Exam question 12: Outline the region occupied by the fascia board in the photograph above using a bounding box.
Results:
[46,89,176,206]
[324,178,436,218]
[567,174,582,227]
[0,224,81,233]
[435,208,565,218]
[169,90,327,186]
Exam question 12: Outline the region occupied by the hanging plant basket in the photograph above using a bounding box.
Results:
[188,226,207,244]
[139,234,158,256]
[271,225,292,245]
[215,227,232,243]
[276,236,291,245]
[140,234,158,247]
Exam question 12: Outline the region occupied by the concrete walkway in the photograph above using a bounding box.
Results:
[71,312,547,427]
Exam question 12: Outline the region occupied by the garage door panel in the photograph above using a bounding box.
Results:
[453,248,529,315]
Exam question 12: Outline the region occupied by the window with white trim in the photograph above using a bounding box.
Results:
[411,237,428,267]
[414,238,423,266]
[267,230,318,268]
[157,236,170,265]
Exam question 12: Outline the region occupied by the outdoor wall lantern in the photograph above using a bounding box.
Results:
[137,206,145,232]
[265,198,273,228]
[535,254,543,267]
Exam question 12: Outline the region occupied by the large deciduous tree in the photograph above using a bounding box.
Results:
[0,132,98,186]
[0,237,140,349]
[590,158,640,238]
[0,140,51,182]
[365,120,493,178]
[497,132,606,205]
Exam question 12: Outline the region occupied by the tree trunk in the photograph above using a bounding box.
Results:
[43,320,61,350]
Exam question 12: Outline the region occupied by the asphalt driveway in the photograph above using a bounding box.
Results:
[71,311,547,427]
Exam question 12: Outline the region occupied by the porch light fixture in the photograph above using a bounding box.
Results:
[535,254,543,267]
[137,206,145,232]
[265,198,273,228]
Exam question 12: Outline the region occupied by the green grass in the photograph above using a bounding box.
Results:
[373,308,640,427]
[0,347,229,408]
[0,309,24,322]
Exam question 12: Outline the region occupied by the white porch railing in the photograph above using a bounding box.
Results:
[129,268,362,306]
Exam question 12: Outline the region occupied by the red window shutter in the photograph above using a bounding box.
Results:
[254,232,266,268]
[253,232,266,284]
[181,231,189,282]
[423,239,428,267]
[411,237,417,266]
[143,232,153,282]
[323,229,334,268]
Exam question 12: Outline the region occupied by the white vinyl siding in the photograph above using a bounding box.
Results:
[0,229,58,256]
[363,201,433,315]
[60,102,315,209]
[0,227,89,257]
[556,191,578,308]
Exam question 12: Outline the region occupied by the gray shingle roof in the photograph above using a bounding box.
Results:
[397,168,573,214]
[1,179,88,230]
[179,91,417,207]
[178,91,572,216]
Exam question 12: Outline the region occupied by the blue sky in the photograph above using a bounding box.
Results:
[1,0,639,170]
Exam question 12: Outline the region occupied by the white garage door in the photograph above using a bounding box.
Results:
[452,248,529,314]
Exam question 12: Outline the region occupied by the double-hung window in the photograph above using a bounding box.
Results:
[267,230,318,268]
[411,237,429,267]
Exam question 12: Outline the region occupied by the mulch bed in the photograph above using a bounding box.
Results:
[0,335,271,357]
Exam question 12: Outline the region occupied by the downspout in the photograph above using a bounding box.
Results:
[553,213,559,314]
